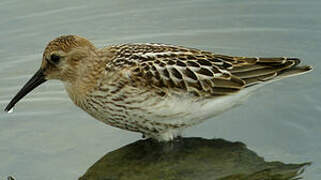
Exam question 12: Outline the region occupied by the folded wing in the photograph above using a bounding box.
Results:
[106,44,311,97]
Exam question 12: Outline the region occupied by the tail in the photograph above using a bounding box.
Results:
[227,57,312,87]
[275,58,312,79]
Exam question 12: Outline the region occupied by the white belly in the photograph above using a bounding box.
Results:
[71,81,262,141]
[145,85,261,125]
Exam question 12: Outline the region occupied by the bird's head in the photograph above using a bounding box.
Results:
[5,35,97,112]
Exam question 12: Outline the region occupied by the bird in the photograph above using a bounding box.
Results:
[4,35,312,141]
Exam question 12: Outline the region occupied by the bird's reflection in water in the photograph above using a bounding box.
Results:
[79,138,310,180]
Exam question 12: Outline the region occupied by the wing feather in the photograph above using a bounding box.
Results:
[104,44,311,96]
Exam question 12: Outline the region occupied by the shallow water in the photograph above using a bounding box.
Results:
[0,0,320,179]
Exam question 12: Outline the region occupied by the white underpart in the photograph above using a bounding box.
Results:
[144,84,264,141]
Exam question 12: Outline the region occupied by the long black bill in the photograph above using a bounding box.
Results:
[4,69,47,112]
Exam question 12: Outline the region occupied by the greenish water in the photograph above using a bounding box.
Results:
[0,0,320,179]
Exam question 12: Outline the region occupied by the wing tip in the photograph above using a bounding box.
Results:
[287,57,313,70]
[278,64,312,78]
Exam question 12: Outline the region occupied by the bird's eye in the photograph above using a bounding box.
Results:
[50,54,60,64]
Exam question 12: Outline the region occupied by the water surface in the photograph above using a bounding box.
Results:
[0,0,320,179]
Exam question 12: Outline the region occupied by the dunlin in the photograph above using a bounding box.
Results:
[5,35,312,141]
